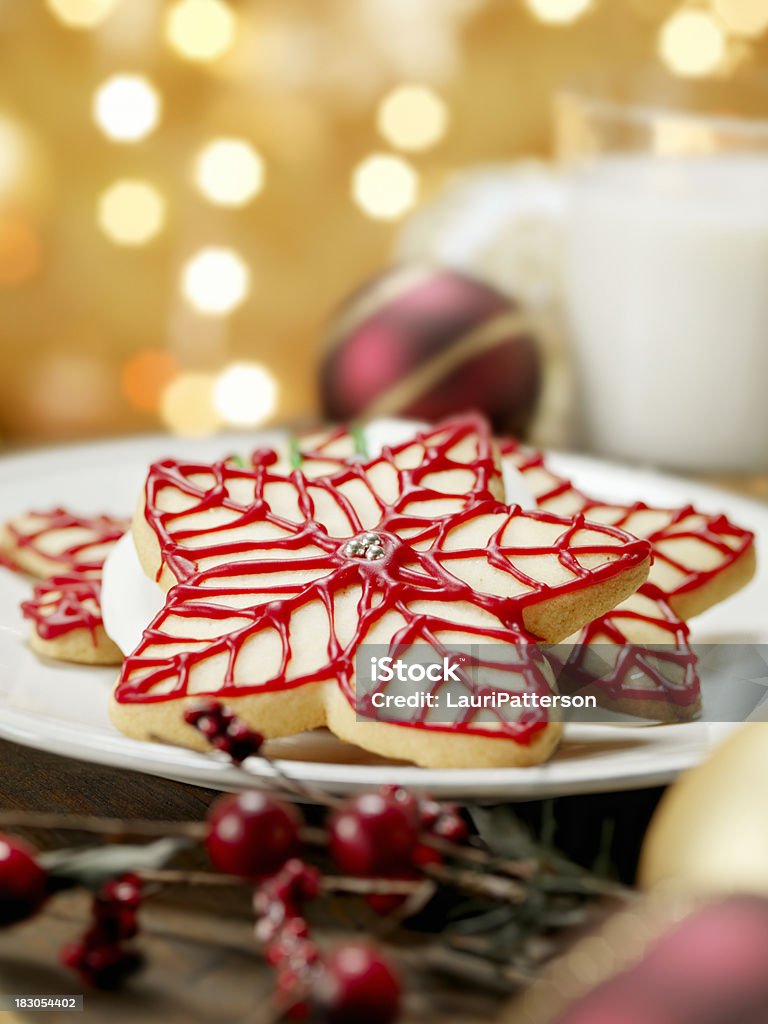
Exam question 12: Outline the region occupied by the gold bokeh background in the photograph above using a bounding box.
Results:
[1,0,766,444]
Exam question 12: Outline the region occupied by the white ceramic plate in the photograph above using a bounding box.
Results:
[0,434,765,798]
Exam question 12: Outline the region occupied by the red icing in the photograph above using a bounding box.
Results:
[500,440,754,602]
[6,508,127,576]
[498,441,731,716]
[6,509,127,645]
[117,419,651,744]
[560,584,700,712]
[21,573,105,643]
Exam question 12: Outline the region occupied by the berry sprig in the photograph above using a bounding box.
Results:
[254,858,321,1018]
[253,858,401,1023]
[183,699,264,764]
[327,786,469,915]
[60,874,144,990]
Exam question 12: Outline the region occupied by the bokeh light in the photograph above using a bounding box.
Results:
[213,361,279,427]
[377,84,449,152]
[712,0,768,37]
[181,247,251,315]
[92,74,161,142]
[121,350,180,412]
[27,354,115,431]
[160,371,220,436]
[195,138,265,207]
[351,154,419,221]
[659,10,726,77]
[0,116,27,196]
[525,0,593,24]
[0,216,41,287]
[45,0,118,29]
[165,0,236,63]
[97,179,165,246]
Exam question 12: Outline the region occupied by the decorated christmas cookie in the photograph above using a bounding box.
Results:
[0,508,127,580]
[21,574,121,665]
[500,440,756,722]
[500,441,756,619]
[112,419,651,767]
[556,586,700,722]
[1,508,127,665]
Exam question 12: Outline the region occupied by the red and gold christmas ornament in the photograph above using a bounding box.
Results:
[319,266,541,435]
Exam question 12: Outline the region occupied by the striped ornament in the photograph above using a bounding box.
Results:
[319,266,541,435]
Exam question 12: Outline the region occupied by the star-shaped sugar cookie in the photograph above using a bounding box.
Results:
[112,418,651,768]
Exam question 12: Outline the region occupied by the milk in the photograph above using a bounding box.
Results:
[564,154,768,471]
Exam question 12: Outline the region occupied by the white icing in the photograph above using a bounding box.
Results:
[502,459,535,510]
[101,419,535,655]
[101,532,164,655]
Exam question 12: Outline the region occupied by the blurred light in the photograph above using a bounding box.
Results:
[352,154,419,221]
[195,139,265,207]
[659,10,726,77]
[165,0,236,63]
[0,116,26,196]
[525,0,592,24]
[28,355,114,428]
[98,179,165,246]
[213,361,278,427]
[46,0,118,28]
[121,350,180,412]
[654,117,717,156]
[377,84,449,152]
[93,75,161,142]
[712,0,768,37]
[0,216,41,286]
[160,372,220,436]
[181,247,250,315]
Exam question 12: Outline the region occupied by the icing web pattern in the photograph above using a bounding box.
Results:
[3,509,127,644]
[117,420,650,743]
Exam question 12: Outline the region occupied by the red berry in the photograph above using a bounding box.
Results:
[0,834,48,927]
[329,794,418,877]
[417,799,442,829]
[214,720,264,764]
[61,941,143,990]
[101,873,142,908]
[432,812,468,843]
[314,943,401,1024]
[365,892,408,917]
[184,699,225,723]
[411,843,443,869]
[377,786,420,827]
[206,792,301,880]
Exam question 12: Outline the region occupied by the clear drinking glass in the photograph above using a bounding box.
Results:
[557,80,768,472]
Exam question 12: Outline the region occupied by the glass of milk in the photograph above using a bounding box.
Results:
[558,89,768,472]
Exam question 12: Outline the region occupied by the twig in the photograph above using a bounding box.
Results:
[136,867,425,897]
[423,862,526,904]
[0,810,205,840]
[424,834,538,880]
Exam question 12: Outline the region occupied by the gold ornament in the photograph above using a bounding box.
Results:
[639,724,768,895]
